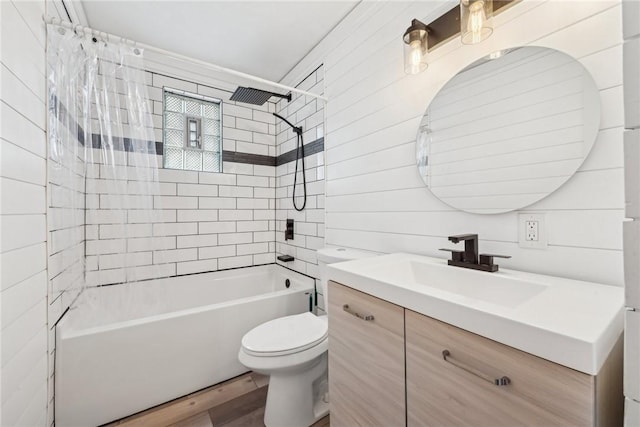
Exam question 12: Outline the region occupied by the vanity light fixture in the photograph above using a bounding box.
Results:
[403,19,429,75]
[460,0,494,44]
[404,1,512,67]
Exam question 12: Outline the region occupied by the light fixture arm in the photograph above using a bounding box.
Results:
[403,19,429,44]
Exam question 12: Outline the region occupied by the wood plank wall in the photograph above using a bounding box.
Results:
[1,0,56,425]
[282,0,624,286]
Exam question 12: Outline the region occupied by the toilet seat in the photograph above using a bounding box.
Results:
[242,312,328,357]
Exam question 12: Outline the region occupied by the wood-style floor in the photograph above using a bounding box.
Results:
[105,372,330,427]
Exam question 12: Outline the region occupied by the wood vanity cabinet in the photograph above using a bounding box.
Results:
[327,281,405,427]
[328,282,623,427]
[406,309,622,427]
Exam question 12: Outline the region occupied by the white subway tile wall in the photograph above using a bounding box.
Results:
[84,72,279,285]
[85,159,277,282]
[275,67,325,280]
[48,133,85,321]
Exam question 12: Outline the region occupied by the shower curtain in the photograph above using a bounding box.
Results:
[47,24,164,323]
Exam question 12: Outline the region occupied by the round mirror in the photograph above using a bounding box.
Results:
[416,46,600,214]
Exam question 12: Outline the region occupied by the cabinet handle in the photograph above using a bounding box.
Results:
[342,304,374,321]
[442,350,510,386]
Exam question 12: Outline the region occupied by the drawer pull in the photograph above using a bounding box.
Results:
[342,304,374,321]
[442,350,510,386]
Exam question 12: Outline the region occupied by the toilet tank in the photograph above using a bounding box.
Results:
[316,247,375,314]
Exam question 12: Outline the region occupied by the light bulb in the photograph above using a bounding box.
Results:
[468,1,486,44]
[461,0,492,45]
[409,40,423,73]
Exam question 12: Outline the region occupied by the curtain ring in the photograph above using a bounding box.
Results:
[132,40,140,55]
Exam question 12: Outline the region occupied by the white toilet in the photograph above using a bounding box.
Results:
[238,247,373,427]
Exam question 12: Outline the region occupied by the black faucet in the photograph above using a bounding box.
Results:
[448,234,478,264]
[440,233,510,272]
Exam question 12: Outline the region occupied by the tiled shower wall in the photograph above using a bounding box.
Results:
[84,73,279,285]
[46,125,86,416]
[275,67,326,281]
[48,124,86,326]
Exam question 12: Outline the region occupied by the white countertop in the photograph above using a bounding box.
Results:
[326,253,624,375]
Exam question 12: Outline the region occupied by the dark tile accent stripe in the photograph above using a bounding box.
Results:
[50,95,87,146]
[90,134,159,154]
[275,137,324,166]
[53,95,324,168]
[222,151,276,167]
[51,95,161,154]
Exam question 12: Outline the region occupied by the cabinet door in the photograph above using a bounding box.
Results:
[328,281,405,427]
[406,309,594,427]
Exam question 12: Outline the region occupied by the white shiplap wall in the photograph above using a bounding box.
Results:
[281,0,624,287]
[622,0,640,422]
[1,0,55,425]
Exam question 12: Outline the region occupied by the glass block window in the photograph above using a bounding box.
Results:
[163,88,222,172]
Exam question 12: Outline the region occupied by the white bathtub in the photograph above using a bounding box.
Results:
[55,264,314,427]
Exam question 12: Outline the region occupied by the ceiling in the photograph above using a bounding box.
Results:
[80,1,359,82]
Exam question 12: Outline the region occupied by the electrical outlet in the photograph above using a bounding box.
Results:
[525,220,539,241]
[519,213,547,249]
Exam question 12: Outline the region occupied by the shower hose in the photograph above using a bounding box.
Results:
[292,130,307,211]
[273,112,307,211]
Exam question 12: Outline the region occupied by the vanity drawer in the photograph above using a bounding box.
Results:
[406,309,595,427]
[328,281,405,427]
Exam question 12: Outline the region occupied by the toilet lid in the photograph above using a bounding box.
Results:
[242,312,328,356]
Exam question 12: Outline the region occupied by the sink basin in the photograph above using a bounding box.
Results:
[326,252,623,375]
[365,259,547,308]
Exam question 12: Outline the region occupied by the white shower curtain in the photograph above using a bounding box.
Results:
[47,24,164,324]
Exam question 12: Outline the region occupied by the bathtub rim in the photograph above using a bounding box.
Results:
[58,263,315,340]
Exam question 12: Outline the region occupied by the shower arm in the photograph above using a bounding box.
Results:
[273,113,302,135]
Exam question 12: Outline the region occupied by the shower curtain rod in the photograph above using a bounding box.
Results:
[43,15,328,103]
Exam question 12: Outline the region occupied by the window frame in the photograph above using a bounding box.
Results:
[162,87,223,173]
[185,115,202,149]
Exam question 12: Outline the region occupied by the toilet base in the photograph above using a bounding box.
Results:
[264,353,328,427]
